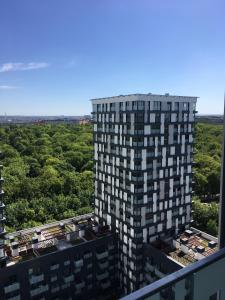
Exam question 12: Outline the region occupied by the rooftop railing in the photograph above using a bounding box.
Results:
[120,247,225,300]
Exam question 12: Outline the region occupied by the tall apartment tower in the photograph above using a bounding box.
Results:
[92,93,197,293]
[0,163,6,268]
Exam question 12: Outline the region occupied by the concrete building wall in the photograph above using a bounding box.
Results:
[0,234,118,300]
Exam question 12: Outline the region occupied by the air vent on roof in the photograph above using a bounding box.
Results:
[60,222,65,229]
[196,245,205,253]
[32,236,38,244]
[208,241,217,249]
[180,237,188,245]
[185,230,193,237]
[36,229,41,235]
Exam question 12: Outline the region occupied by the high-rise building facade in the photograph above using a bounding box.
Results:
[92,93,197,293]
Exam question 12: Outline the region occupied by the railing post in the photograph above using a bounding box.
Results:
[219,94,225,249]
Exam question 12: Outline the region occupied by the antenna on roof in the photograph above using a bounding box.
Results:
[219,93,225,249]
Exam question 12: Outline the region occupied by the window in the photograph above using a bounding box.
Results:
[50,263,59,271]
[64,260,70,266]
[174,102,179,110]
[137,101,144,110]
[183,102,188,110]
[165,113,170,123]
[93,104,97,112]
[193,103,196,111]
[110,103,115,112]
[153,101,161,110]
[97,104,101,112]
[155,113,161,123]
[167,101,171,110]
[135,113,144,123]
[29,266,41,276]
[151,124,160,130]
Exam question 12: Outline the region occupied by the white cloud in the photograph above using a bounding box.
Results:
[0,62,49,73]
[0,85,19,90]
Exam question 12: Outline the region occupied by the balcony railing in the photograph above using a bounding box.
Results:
[96,251,108,260]
[120,247,225,300]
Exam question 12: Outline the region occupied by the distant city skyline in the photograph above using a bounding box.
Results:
[0,0,225,115]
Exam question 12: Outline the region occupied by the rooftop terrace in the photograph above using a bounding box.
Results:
[4,213,111,267]
[152,228,218,267]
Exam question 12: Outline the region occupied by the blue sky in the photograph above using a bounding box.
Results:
[0,0,225,115]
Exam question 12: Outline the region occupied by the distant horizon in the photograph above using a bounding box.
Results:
[0,113,223,117]
[0,114,90,117]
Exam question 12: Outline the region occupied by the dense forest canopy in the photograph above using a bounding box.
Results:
[0,124,94,231]
[194,123,222,200]
[192,123,222,236]
[0,122,222,236]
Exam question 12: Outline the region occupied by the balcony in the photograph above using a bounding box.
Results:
[120,247,225,300]
[29,274,44,284]
[96,250,108,260]
[74,259,83,268]
[30,284,49,297]
[4,282,20,294]
[97,271,109,281]
[99,261,109,269]
[64,274,74,283]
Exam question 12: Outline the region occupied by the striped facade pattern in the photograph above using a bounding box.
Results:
[92,94,197,293]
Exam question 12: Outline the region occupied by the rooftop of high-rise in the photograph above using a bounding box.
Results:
[3,213,113,267]
[150,228,218,267]
[91,92,198,103]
